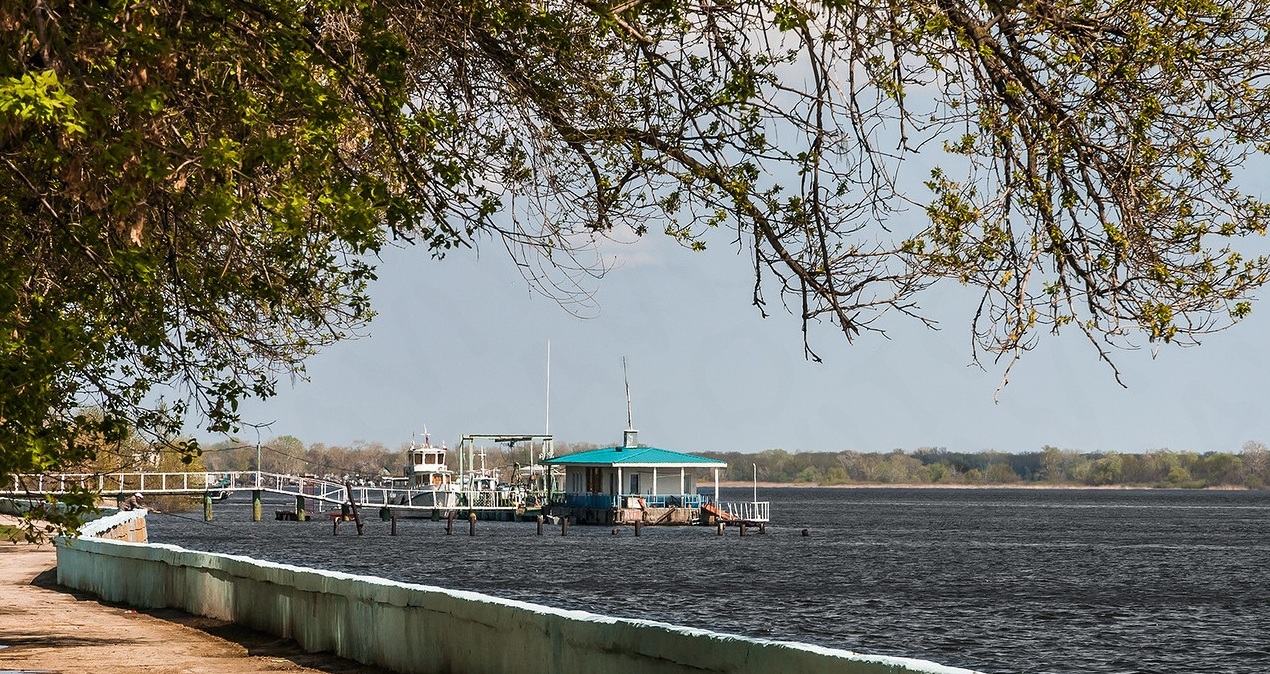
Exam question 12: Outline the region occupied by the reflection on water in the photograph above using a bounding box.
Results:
[149,487,1270,674]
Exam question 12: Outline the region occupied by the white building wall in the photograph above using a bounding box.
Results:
[648,471,698,495]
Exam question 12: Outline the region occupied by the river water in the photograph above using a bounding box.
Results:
[147,487,1270,674]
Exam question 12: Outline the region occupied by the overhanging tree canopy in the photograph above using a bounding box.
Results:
[4,0,1269,510]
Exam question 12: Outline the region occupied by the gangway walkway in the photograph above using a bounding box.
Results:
[0,471,523,519]
[700,500,770,525]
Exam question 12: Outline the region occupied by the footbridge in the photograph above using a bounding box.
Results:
[0,471,504,521]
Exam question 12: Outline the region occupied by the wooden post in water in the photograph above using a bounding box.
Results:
[446,511,454,535]
[391,517,398,536]
[739,523,747,536]
[333,517,340,535]
[203,492,213,522]
[468,512,477,537]
[536,514,544,536]
[295,495,307,521]
[252,490,262,522]
[561,516,569,536]
[717,522,725,536]
[343,481,365,535]
[634,520,643,537]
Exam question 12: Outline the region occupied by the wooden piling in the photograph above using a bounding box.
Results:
[343,481,365,535]
[739,523,747,536]
[391,517,398,536]
[468,512,477,537]
[252,490,262,522]
[634,520,643,537]
[536,515,544,536]
[561,516,569,536]
[203,492,213,522]
[446,511,454,535]
[295,495,307,521]
[333,518,340,535]
[717,522,725,536]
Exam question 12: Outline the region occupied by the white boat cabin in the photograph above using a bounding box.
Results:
[405,441,454,489]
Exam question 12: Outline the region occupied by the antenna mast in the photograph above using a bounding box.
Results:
[545,341,551,435]
[622,357,638,448]
[623,356,633,430]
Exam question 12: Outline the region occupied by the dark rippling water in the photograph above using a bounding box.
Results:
[147,487,1270,674]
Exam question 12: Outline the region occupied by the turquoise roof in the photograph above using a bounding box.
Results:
[544,446,727,468]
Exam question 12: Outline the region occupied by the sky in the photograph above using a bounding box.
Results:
[206,220,1270,458]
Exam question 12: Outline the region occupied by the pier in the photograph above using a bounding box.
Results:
[0,470,531,522]
[3,463,770,528]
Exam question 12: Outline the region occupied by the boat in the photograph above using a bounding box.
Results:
[452,433,560,520]
[389,435,460,515]
[379,430,561,521]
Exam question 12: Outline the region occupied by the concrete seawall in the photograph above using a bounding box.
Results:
[57,511,980,674]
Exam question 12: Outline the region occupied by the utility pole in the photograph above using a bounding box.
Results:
[255,427,263,488]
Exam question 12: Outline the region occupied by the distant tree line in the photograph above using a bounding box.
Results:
[193,437,1270,490]
[697,442,1270,489]
[200,437,401,479]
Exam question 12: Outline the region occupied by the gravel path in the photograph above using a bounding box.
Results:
[0,518,392,674]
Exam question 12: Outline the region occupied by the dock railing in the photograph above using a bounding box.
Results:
[641,493,705,508]
[459,488,520,510]
[550,493,617,509]
[2,471,403,507]
[549,492,710,511]
[718,500,771,523]
[5,471,573,513]
[2,471,226,495]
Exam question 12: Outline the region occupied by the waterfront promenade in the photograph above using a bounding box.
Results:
[0,518,389,674]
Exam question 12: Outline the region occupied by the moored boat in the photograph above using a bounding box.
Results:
[386,435,459,517]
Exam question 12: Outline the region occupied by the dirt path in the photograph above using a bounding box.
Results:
[0,530,393,674]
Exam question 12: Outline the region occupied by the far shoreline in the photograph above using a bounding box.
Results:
[716,480,1254,490]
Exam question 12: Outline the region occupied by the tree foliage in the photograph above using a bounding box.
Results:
[6,0,1270,531]
[701,444,1270,488]
[0,411,201,541]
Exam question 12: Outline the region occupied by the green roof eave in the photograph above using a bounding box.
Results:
[543,446,727,468]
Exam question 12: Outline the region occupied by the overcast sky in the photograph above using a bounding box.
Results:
[207,220,1270,457]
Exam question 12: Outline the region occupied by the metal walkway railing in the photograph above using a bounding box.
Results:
[1,471,539,511]
[719,500,771,523]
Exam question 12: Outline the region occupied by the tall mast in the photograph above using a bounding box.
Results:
[623,356,633,430]
[622,357,638,448]
[545,340,551,436]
